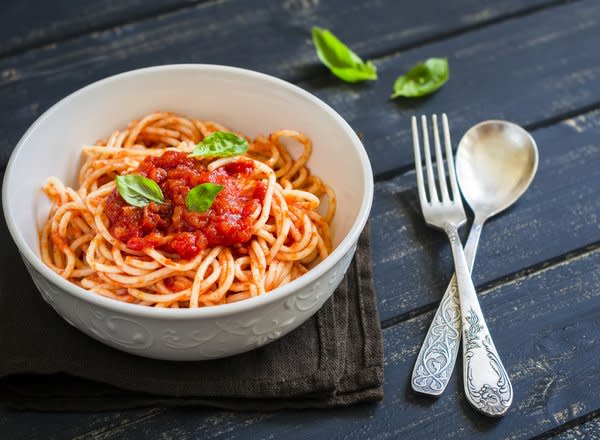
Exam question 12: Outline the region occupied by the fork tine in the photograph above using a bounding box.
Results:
[420,115,439,203]
[442,113,460,201]
[432,114,450,202]
[411,116,428,205]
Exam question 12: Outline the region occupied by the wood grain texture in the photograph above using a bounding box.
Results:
[303,0,600,177]
[37,245,600,439]
[0,406,161,440]
[371,109,600,321]
[0,0,554,64]
[548,415,600,439]
[0,0,573,173]
[1,0,600,438]
[0,0,201,57]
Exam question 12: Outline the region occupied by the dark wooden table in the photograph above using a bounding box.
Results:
[2,0,600,438]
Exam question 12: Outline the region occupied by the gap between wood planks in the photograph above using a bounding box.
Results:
[0,0,580,71]
[0,0,220,60]
[1,2,598,437]
[380,239,600,330]
[364,0,579,65]
[532,407,600,439]
[373,98,600,183]
[1,0,597,176]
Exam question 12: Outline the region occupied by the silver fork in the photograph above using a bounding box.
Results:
[410,114,513,417]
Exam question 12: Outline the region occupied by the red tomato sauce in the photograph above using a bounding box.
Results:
[105,151,265,259]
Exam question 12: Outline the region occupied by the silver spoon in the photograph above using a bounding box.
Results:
[411,120,538,415]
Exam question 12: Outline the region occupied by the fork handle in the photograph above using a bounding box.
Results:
[411,222,482,395]
[445,224,513,417]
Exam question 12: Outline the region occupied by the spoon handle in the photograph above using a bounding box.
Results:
[411,222,482,395]
[446,225,513,417]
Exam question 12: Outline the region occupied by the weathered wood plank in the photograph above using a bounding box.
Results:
[371,109,600,321]
[0,1,599,438]
[2,0,555,58]
[548,414,600,439]
[0,0,575,172]
[0,404,161,440]
[64,245,600,439]
[0,0,200,56]
[304,0,600,176]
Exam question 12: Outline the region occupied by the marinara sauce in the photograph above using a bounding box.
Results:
[105,151,266,259]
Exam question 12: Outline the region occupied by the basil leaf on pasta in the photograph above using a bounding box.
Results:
[391,58,449,98]
[186,183,223,213]
[116,174,164,207]
[311,27,377,83]
[189,131,248,158]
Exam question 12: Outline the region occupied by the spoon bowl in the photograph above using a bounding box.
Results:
[456,120,538,219]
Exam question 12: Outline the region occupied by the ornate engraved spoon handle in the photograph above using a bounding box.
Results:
[411,222,482,395]
[446,225,513,417]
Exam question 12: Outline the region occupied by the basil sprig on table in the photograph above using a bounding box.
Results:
[115,175,164,207]
[186,183,223,213]
[311,27,377,83]
[189,131,248,158]
[391,58,449,98]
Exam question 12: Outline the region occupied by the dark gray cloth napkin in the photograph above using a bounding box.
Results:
[0,212,383,411]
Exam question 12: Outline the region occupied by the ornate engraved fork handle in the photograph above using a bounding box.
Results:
[412,222,482,395]
[446,225,513,417]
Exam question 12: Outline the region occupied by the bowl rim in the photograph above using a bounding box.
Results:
[2,64,373,319]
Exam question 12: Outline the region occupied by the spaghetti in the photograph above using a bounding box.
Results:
[41,112,335,308]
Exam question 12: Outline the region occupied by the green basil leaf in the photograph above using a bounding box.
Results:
[391,58,449,98]
[115,174,164,208]
[186,183,223,213]
[311,27,377,83]
[189,131,248,158]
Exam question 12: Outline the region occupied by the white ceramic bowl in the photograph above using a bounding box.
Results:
[2,65,373,360]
